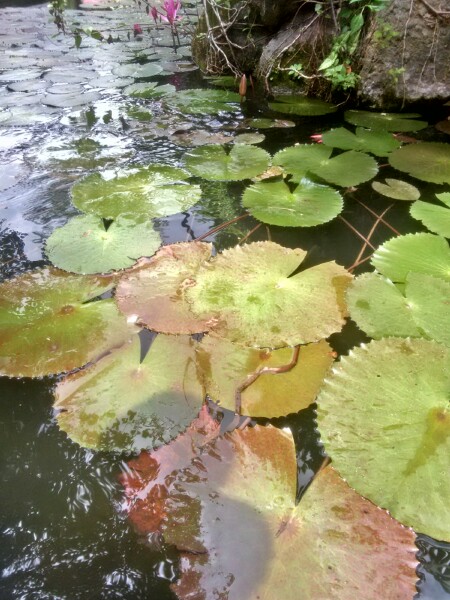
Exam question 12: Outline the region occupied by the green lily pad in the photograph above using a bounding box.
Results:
[204,76,238,89]
[121,425,418,599]
[269,95,337,116]
[388,142,450,184]
[317,337,450,540]
[234,132,265,145]
[321,127,401,156]
[185,241,352,348]
[45,215,161,275]
[184,144,271,181]
[123,82,175,98]
[163,89,241,115]
[42,91,101,108]
[344,110,428,132]
[372,178,420,201]
[410,193,450,238]
[197,336,334,418]
[242,178,343,227]
[371,233,450,283]
[71,165,202,219]
[54,335,203,453]
[272,144,332,182]
[112,63,163,79]
[0,268,132,377]
[242,118,296,129]
[116,242,213,335]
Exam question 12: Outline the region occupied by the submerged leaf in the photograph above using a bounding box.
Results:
[372,178,420,201]
[45,215,161,274]
[163,89,241,115]
[410,194,450,238]
[54,335,203,453]
[0,268,131,377]
[184,144,271,181]
[269,95,337,116]
[71,165,201,219]
[321,127,401,156]
[388,142,450,184]
[242,178,343,227]
[344,110,427,132]
[317,337,450,540]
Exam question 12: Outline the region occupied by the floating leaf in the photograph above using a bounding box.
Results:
[121,425,417,599]
[234,132,265,145]
[242,178,343,227]
[45,215,161,275]
[112,63,163,78]
[317,337,450,540]
[269,95,337,116]
[242,118,296,129]
[410,194,450,238]
[0,68,43,82]
[372,178,420,201]
[185,241,352,348]
[54,335,203,453]
[321,127,401,156]
[71,165,201,219]
[197,336,334,417]
[123,82,175,98]
[116,242,213,335]
[388,142,450,184]
[42,91,101,108]
[371,233,450,283]
[344,110,428,132]
[0,268,131,377]
[272,144,332,182]
[436,119,450,135]
[184,144,271,181]
[163,89,241,115]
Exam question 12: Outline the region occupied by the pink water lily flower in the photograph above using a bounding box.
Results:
[133,23,143,36]
[159,0,181,25]
[310,133,323,143]
[150,6,158,23]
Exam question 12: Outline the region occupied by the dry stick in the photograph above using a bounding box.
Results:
[194,214,249,242]
[348,204,393,271]
[239,223,262,245]
[235,346,300,414]
[356,199,401,236]
[338,216,376,250]
[349,254,373,271]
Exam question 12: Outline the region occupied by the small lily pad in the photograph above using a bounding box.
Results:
[163,89,241,115]
[321,127,401,156]
[112,63,163,79]
[45,215,161,275]
[184,144,271,181]
[389,142,450,184]
[242,118,296,129]
[0,68,43,82]
[273,144,332,182]
[410,193,450,238]
[54,335,203,453]
[372,178,420,201]
[42,90,101,108]
[344,110,428,132]
[123,82,175,98]
[242,178,343,227]
[234,132,265,145]
[71,165,202,219]
[269,95,337,116]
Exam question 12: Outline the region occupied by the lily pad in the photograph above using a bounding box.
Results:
[0,68,43,82]
[388,142,450,184]
[344,110,428,132]
[0,268,131,377]
[269,95,337,116]
[371,233,450,283]
[372,178,420,201]
[321,127,401,156]
[45,215,161,275]
[234,132,265,145]
[42,90,101,108]
[184,144,271,181]
[121,425,418,599]
[273,144,332,181]
[316,337,450,540]
[112,63,163,79]
[410,193,450,238]
[163,89,241,115]
[242,178,343,227]
[123,82,176,98]
[116,242,213,335]
[197,336,334,417]
[242,118,296,129]
[54,335,203,453]
[71,165,202,219]
[185,241,352,348]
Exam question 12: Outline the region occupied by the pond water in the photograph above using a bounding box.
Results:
[0,1,449,598]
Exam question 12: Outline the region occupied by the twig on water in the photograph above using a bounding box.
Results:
[194,214,249,242]
[348,204,393,271]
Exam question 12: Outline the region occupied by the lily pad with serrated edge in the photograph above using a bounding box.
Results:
[197,336,334,417]
[54,334,203,453]
[123,82,175,98]
[273,144,332,182]
[234,132,265,145]
[311,150,378,187]
[184,144,271,181]
[116,242,213,335]
[185,241,352,348]
[317,337,450,540]
[321,127,401,156]
[242,178,343,227]
[0,268,132,377]
[372,178,420,201]
[410,194,450,238]
[45,214,161,275]
[269,95,337,116]
[112,63,163,79]
[120,424,418,599]
[388,142,450,184]
[344,110,428,132]
[371,232,450,283]
[71,165,201,219]
[163,89,241,115]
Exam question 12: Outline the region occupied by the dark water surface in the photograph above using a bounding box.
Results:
[0,1,449,598]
